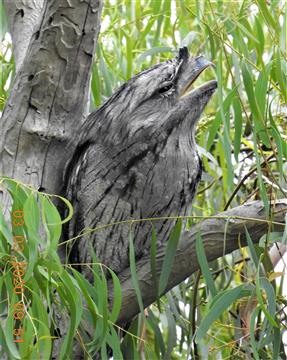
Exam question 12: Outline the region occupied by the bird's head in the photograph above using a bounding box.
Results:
[84,47,217,144]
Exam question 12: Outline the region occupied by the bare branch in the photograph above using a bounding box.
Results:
[113,200,287,325]
[270,243,287,267]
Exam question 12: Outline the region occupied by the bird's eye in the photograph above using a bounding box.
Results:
[158,82,173,94]
[167,72,175,81]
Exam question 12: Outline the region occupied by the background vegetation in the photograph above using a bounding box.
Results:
[0,0,286,359]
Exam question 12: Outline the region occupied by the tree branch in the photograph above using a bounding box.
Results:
[4,0,45,71]
[113,200,287,325]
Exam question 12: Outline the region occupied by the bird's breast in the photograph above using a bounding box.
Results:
[116,139,201,220]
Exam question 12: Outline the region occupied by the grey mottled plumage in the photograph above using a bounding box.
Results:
[64,47,217,276]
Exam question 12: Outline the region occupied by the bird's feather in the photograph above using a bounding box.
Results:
[64,47,217,277]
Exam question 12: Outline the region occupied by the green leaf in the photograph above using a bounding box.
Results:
[236,21,260,44]
[255,64,270,120]
[23,194,40,234]
[233,97,242,161]
[255,270,278,328]
[158,219,182,296]
[97,45,113,97]
[272,326,281,360]
[100,343,108,360]
[150,225,160,309]
[274,48,287,102]
[4,178,28,209]
[196,285,250,342]
[245,226,260,268]
[165,305,177,359]
[72,269,98,328]
[250,306,261,360]
[58,271,83,359]
[129,230,144,315]
[95,270,109,342]
[254,17,265,59]
[23,195,40,279]
[91,64,102,107]
[241,62,269,146]
[252,131,269,212]
[0,1,8,41]
[56,194,74,225]
[147,309,166,358]
[107,326,123,360]
[205,24,216,59]
[0,207,13,250]
[41,195,62,252]
[0,318,21,359]
[196,234,217,297]
[125,30,133,79]
[207,87,237,151]
[256,0,279,33]
[27,283,52,358]
[108,268,122,323]
[268,126,286,182]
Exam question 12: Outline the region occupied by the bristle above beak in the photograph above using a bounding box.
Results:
[178,47,189,62]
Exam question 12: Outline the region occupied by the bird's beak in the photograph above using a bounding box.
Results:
[178,55,216,99]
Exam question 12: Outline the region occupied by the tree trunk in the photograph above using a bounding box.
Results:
[1,0,102,196]
[4,0,45,72]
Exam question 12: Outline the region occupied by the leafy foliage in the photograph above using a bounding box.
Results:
[0,178,123,359]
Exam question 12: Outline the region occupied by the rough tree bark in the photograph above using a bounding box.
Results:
[1,0,287,357]
[1,0,102,194]
[4,0,45,72]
